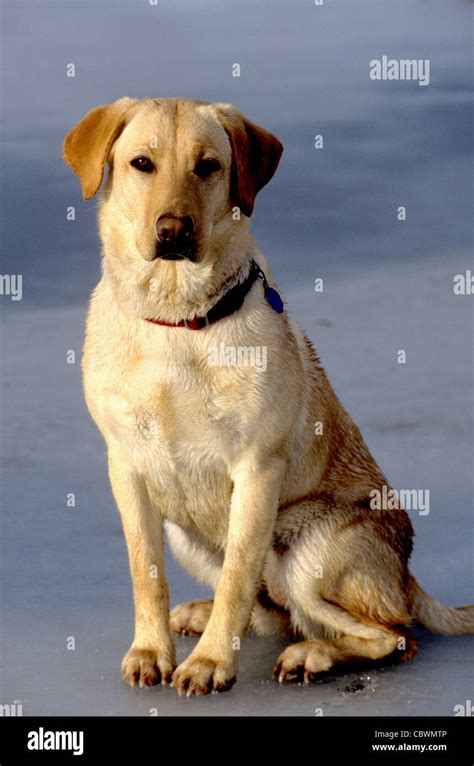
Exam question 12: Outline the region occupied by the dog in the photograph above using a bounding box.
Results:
[63,97,473,696]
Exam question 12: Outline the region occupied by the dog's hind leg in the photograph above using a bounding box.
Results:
[271,498,418,682]
[273,628,412,684]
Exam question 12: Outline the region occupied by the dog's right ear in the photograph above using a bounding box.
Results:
[63,97,137,200]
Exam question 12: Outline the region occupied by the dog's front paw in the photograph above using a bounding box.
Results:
[121,645,176,688]
[171,654,236,696]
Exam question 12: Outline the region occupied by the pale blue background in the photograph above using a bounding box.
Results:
[0,0,472,716]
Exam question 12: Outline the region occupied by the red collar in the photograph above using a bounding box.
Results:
[145,260,262,331]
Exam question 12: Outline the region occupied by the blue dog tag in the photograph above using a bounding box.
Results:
[264,285,284,314]
[253,260,285,315]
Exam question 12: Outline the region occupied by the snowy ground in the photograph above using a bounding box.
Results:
[1,250,472,716]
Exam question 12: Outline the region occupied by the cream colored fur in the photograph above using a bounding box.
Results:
[63,97,474,696]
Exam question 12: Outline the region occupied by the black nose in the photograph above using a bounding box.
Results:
[156,215,194,246]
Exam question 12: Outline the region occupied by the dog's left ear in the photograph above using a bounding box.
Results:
[216,104,283,217]
[63,97,137,199]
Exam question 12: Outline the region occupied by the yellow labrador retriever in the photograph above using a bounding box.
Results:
[63,97,473,696]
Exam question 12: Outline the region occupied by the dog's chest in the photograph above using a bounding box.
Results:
[97,342,254,531]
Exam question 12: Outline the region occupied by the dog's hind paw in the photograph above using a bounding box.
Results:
[273,641,334,684]
[170,599,213,636]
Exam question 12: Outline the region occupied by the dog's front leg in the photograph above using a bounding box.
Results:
[108,449,176,687]
[172,454,284,696]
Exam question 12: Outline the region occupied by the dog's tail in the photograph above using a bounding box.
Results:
[409,576,474,635]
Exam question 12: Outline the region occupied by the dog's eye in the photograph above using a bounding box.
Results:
[130,156,155,173]
[194,158,221,179]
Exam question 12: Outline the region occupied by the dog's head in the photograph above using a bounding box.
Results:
[63,97,283,267]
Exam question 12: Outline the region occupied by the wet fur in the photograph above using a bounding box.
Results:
[63,97,474,695]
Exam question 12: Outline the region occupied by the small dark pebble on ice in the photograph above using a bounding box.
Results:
[345,678,367,693]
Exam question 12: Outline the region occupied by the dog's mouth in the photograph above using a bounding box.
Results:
[155,243,197,262]
[158,252,186,261]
